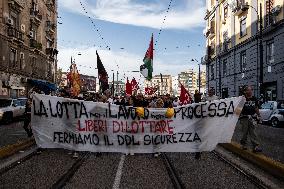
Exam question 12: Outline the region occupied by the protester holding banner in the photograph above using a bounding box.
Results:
[23,98,33,137]
[238,86,262,153]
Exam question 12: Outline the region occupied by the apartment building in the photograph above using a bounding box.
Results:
[203,0,284,100]
[0,0,58,98]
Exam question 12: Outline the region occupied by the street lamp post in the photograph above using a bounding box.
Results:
[191,59,201,92]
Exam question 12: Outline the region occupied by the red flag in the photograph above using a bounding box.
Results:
[131,78,139,91]
[145,87,157,95]
[125,78,132,95]
[179,82,192,105]
[145,87,153,95]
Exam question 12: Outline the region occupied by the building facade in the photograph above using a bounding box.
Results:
[109,81,125,96]
[80,74,97,92]
[60,72,98,93]
[178,69,198,94]
[172,75,179,96]
[144,74,173,95]
[203,0,284,100]
[178,69,206,95]
[0,0,58,98]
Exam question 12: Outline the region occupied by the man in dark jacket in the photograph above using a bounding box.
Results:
[23,98,33,137]
[239,86,262,152]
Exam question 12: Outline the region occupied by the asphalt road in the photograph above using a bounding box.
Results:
[232,123,284,163]
[0,120,29,148]
[0,150,259,189]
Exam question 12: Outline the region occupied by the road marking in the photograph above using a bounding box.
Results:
[112,154,126,189]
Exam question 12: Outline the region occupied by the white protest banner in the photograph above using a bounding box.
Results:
[31,94,245,153]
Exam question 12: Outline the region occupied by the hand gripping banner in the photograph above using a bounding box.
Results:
[31,94,245,153]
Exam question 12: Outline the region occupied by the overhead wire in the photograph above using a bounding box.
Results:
[79,1,111,51]
[154,0,174,52]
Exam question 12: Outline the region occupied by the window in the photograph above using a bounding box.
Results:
[240,17,247,37]
[9,48,17,68]
[267,40,274,63]
[19,52,25,70]
[9,11,19,29]
[210,20,215,33]
[31,57,36,73]
[223,59,228,76]
[261,102,274,109]
[240,51,246,72]
[210,64,215,80]
[224,6,228,20]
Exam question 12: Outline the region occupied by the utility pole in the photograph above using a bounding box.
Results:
[112,72,115,96]
[116,71,119,96]
[218,59,221,97]
[199,63,201,92]
[94,77,97,92]
[259,3,264,99]
[191,59,201,92]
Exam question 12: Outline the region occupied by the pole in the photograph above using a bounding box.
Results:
[259,3,264,99]
[160,73,163,95]
[116,71,119,95]
[218,58,221,97]
[94,77,97,92]
[198,64,201,92]
[112,72,115,96]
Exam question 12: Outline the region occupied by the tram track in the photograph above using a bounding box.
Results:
[0,147,38,175]
[0,148,277,188]
[51,152,91,189]
[161,153,185,189]
[211,150,269,189]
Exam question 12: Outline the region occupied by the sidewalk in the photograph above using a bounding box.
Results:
[232,123,284,163]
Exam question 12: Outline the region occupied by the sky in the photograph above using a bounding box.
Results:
[57,0,207,83]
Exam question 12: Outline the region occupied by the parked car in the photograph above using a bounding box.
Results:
[259,101,284,127]
[0,98,27,124]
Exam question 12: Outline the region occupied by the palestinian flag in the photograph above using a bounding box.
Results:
[140,34,153,80]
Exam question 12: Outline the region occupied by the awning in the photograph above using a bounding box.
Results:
[28,79,57,94]
[10,86,25,90]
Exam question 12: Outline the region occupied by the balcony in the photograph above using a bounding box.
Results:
[201,55,208,65]
[8,0,24,11]
[46,21,56,34]
[30,9,42,25]
[233,2,249,16]
[208,45,215,57]
[208,27,215,39]
[7,27,24,42]
[30,39,42,51]
[46,48,58,57]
